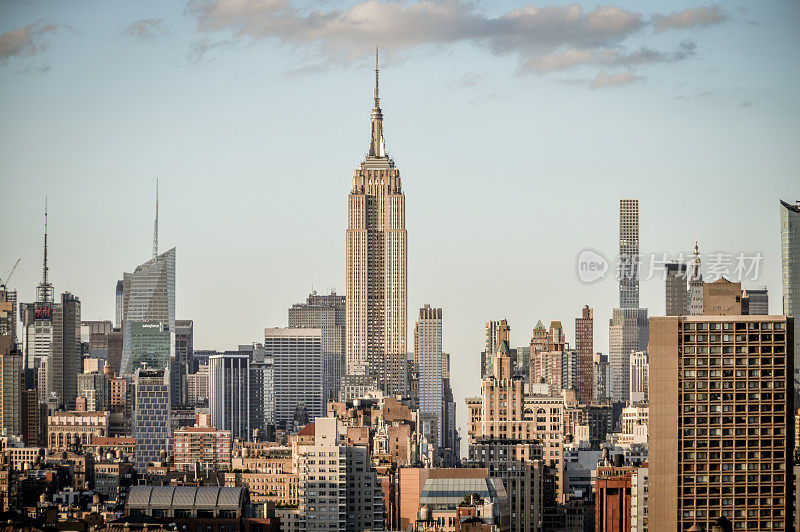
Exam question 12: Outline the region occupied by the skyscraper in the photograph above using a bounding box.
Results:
[575,305,593,404]
[610,199,648,404]
[608,307,648,404]
[208,352,252,441]
[745,288,769,315]
[48,292,81,410]
[414,305,443,443]
[265,327,324,430]
[289,291,345,402]
[115,280,123,328]
[665,262,688,316]
[780,200,800,406]
[345,51,407,396]
[0,333,22,437]
[133,367,171,472]
[618,199,639,309]
[119,248,176,374]
[649,315,793,531]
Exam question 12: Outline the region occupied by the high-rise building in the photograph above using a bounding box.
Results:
[575,306,593,405]
[289,291,345,403]
[665,262,688,316]
[133,367,171,472]
[628,351,648,404]
[593,353,612,404]
[297,417,386,531]
[0,335,22,437]
[48,292,81,410]
[76,371,105,412]
[688,241,704,316]
[265,327,324,431]
[170,319,193,407]
[483,319,510,378]
[414,305,443,444]
[21,389,47,447]
[608,308,648,404]
[115,280,123,328]
[345,52,407,397]
[0,290,17,342]
[745,288,769,315]
[120,248,176,375]
[208,352,252,441]
[649,315,794,531]
[619,199,640,309]
[779,200,800,405]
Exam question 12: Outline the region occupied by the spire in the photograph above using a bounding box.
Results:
[368,46,386,158]
[36,196,54,303]
[152,178,159,259]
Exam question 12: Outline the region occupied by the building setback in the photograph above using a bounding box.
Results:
[345,53,407,396]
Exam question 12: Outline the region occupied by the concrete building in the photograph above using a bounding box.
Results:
[173,319,193,406]
[575,306,594,405]
[265,327,324,430]
[345,54,407,397]
[631,464,649,532]
[187,362,209,404]
[120,247,176,375]
[608,308,648,404]
[49,292,82,410]
[744,288,768,315]
[174,414,232,472]
[289,291,345,401]
[593,353,612,404]
[703,278,746,315]
[209,352,253,441]
[483,319,510,379]
[649,315,794,531]
[297,417,385,531]
[596,473,632,532]
[619,199,640,309]
[415,305,443,444]
[0,337,22,437]
[780,200,800,405]
[665,262,688,316]
[76,371,105,412]
[21,389,47,447]
[133,367,171,472]
[629,351,648,404]
[47,410,110,450]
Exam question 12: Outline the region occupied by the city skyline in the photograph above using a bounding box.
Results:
[1,0,798,442]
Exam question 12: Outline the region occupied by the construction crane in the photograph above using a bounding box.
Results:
[0,258,21,290]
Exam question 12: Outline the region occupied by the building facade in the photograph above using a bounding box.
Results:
[575,306,594,405]
[133,367,171,472]
[608,308,648,404]
[209,352,252,441]
[649,315,794,531]
[618,199,639,309]
[665,262,688,316]
[345,56,407,397]
[415,305,443,444]
[265,327,324,430]
[779,200,800,407]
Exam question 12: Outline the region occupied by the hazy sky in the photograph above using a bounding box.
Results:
[1,1,798,436]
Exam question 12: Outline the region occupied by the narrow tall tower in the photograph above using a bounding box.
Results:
[152,179,159,259]
[618,199,639,308]
[345,50,408,396]
[36,198,54,303]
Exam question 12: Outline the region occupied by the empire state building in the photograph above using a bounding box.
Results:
[345,51,407,396]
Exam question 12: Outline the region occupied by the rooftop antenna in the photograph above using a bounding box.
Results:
[152,178,159,259]
[36,197,54,303]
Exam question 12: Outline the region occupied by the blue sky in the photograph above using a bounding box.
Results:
[1,1,798,434]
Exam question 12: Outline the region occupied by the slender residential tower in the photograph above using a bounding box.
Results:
[780,200,800,406]
[618,199,639,309]
[345,50,407,396]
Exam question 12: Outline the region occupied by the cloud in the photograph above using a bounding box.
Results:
[123,18,167,41]
[653,5,727,33]
[187,0,727,84]
[590,71,642,89]
[740,100,752,108]
[0,21,59,61]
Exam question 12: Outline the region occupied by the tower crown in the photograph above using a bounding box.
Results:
[368,47,387,159]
